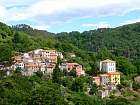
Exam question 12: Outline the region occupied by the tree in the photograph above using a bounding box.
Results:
[68,69,76,77]
[0,43,13,65]
[63,69,68,76]
[69,92,103,105]
[106,97,131,105]
[0,70,6,79]
[52,64,63,84]
[62,76,73,89]
[89,83,98,95]
[133,81,140,91]
[88,63,99,76]
[27,82,67,105]
[133,59,140,74]
[116,57,137,75]
[71,77,84,92]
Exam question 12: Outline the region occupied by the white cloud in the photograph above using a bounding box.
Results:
[0,6,6,17]
[27,0,140,18]
[82,22,111,28]
[29,0,118,15]
[0,5,8,23]
[0,0,140,30]
[122,18,140,25]
[1,0,140,18]
[0,0,35,6]
[31,25,50,30]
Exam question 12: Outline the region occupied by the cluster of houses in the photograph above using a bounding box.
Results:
[92,59,121,98]
[13,49,62,76]
[12,49,120,98]
[13,49,85,76]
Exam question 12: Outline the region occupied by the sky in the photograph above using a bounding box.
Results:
[0,0,140,33]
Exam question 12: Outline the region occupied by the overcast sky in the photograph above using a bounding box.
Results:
[0,0,140,33]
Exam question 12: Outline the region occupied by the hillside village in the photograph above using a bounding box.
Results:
[10,49,121,98]
[0,21,140,104]
[12,49,85,76]
[13,49,63,76]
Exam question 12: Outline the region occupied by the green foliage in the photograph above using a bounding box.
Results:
[0,43,12,64]
[68,69,77,77]
[62,76,73,88]
[0,70,6,79]
[56,23,140,61]
[14,67,22,74]
[68,92,103,105]
[106,96,131,105]
[89,83,98,95]
[116,57,137,75]
[133,59,140,74]
[117,84,125,90]
[71,77,84,92]
[52,64,63,84]
[27,83,67,105]
[0,74,68,105]
[0,73,104,105]
[133,81,140,91]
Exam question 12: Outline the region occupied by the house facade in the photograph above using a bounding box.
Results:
[14,62,25,69]
[92,76,100,86]
[108,72,120,85]
[98,59,120,86]
[59,63,85,76]
[98,86,109,98]
[99,74,110,85]
[99,59,116,73]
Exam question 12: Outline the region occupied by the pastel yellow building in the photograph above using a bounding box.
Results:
[108,72,120,85]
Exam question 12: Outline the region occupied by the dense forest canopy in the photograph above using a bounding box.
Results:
[56,22,140,60]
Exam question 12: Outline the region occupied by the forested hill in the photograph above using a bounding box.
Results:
[0,22,140,75]
[0,22,57,65]
[13,24,55,37]
[1,22,140,105]
[56,22,140,60]
[12,22,140,61]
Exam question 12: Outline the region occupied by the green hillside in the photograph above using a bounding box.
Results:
[56,22,140,60]
[0,22,140,105]
[0,22,57,64]
[0,22,140,75]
